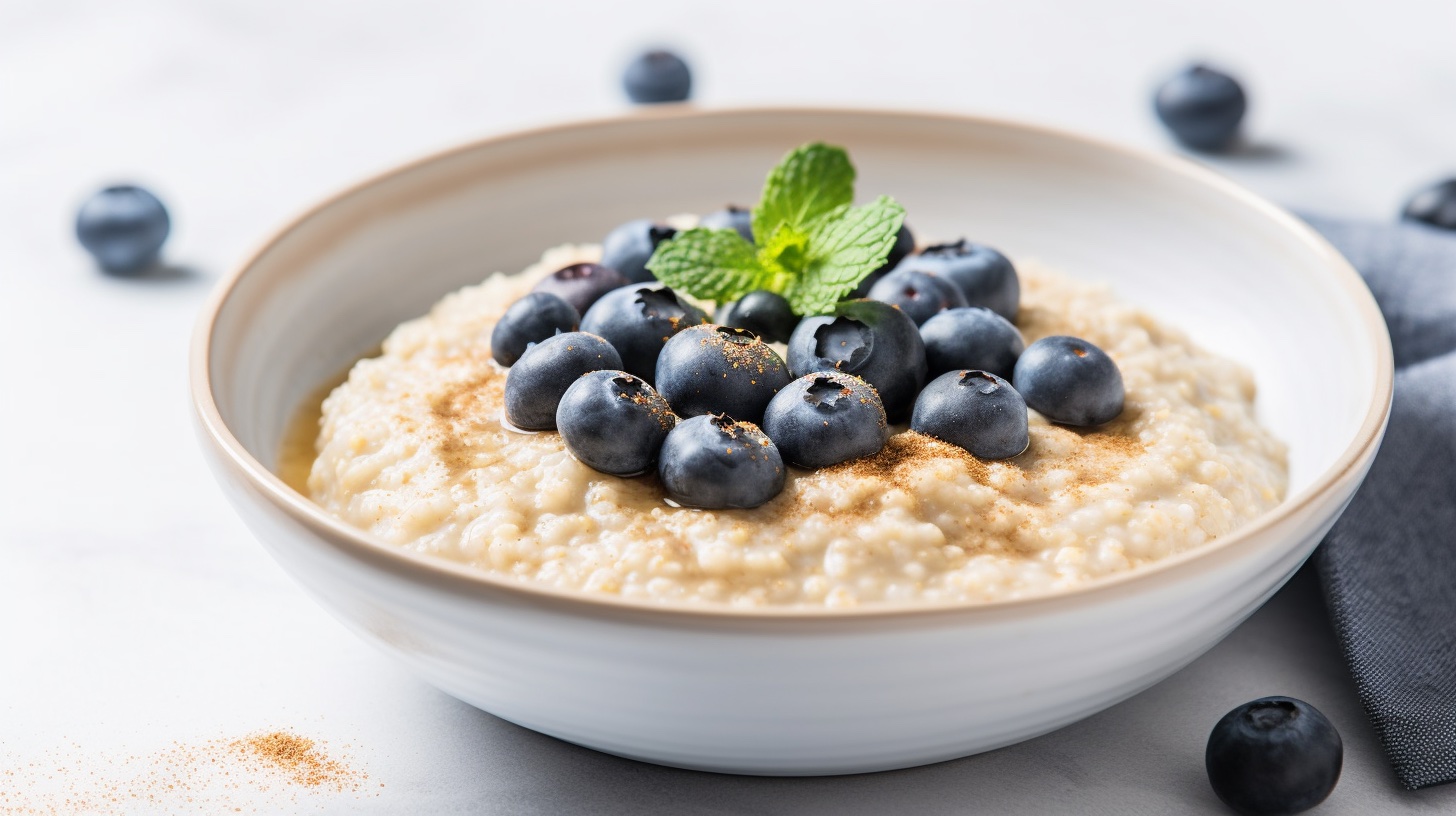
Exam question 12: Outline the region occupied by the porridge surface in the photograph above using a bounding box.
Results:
[304,244,1288,608]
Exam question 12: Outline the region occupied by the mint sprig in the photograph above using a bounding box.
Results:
[646,143,904,316]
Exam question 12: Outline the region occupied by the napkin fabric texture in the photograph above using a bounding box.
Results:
[1305,215,1456,790]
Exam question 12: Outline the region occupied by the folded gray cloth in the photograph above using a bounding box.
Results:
[1304,215,1456,790]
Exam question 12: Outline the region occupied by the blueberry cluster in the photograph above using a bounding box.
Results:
[494,217,1126,510]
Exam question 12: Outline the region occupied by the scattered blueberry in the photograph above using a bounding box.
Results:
[1401,178,1456,231]
[920,307,1025,380]
[503,332,622,431]
[762,372,889,468]
[490,292,581,367]
[850,223,916,297]
[1012,335,1124,426]
[911,370,1029,460]
[600,219,678,283]
[74,184,171,275]
[658,414,785,509]
[715,290,798,344]
[866,267,968,325]
[787,299,928,423]
[1206,697,1343,816]
[579,284,708,383]
[656,325,792,424]
[698,206,755,243]
[1154,64,1247,152]
[531,262,630,315]
[557,370,677,475]
[896,241,1020,321]
[622,49,692,104]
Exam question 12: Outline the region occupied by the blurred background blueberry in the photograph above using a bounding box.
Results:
[623,49,692,104]
[1153,64,1247,152]
[1402,178,1456,230]
[74,184,171,275]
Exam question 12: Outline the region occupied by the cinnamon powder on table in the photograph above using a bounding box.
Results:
[0,730,379,814]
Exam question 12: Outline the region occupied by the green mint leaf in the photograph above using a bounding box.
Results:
[754,221,820,286]
[645,227,769,303]
[751,143,855,244]
[782,195,906,315]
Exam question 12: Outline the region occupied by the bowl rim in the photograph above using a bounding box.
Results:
[190,104,1394,624]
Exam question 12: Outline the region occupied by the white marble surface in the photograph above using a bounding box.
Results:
[3,0,1456,811]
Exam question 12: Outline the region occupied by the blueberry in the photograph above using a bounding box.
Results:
[911,370,1029,460]
[531,262,630,314]
[656,325,792,424]
[1012,336,1124,426]
[787,299,928,423]
[1154,64,1247,152]
[579,284,708,383]
[658,414,785,509]
[557,370,677,476]
[762,372,889,468]
[490,292,581,367]
[866,267,968,326]
[896,241,1020,321]
[715,290,798,344]
[75,184,171,275]
[920,307,1025,380]
[1206,697,1342,815]
[1401,178,1456,230]
[698,205,754,243]
[600,219,678,283]
[503,332,622,430]
[850,223,916,297]
[622,49,692,104]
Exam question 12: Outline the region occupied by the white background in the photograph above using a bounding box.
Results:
[3,0,1456,812]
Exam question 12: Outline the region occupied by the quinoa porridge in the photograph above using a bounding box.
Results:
[293,242,1288,609]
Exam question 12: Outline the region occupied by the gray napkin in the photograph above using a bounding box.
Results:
[1303,215,1456,790]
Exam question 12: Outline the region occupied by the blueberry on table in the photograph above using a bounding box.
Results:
[1206,697,1342,815]
[1154,64,1247,152]
[698,206,755,243]
[490,292,581,367]
[788,300,928,423]
[579,284,708,383]
[656,325,792,424]
[762,372,889,468]
[1012,335,1124,427]
[658,414,785,509]
[895,241,1020,321]
[622,49,692,104]
[600,219,678,283]
[911,370,1029,460]
[920,307,1025,380]
[74,184,171,275]
[715,290,798,344]
[557,370,677,476]
[503,332,622,430]
[1401,178,1456,230]
[851,223,916,298]
[531,262,630,314]
[866,267,968,326]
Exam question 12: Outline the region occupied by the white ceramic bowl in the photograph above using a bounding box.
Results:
[191,107,1391,776]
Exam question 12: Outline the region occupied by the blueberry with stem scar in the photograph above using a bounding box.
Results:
[658,414,785,509]
[656,324,792,424]
[1012,335,1124,427]
[579,284,708,383]
[762,372,888,468]
[557,370,677,475]
[911,370,1029,460]
[787,299,927,423]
